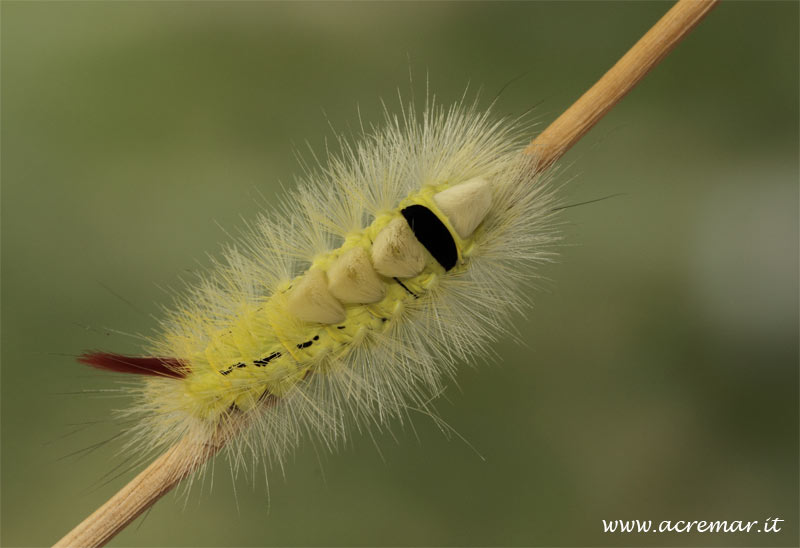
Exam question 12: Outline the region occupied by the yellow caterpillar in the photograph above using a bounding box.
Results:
[81,99,560,472]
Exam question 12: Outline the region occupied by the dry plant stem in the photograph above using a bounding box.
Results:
[53,436,224,548]
[526,0,719,168]
[52,1,718,546]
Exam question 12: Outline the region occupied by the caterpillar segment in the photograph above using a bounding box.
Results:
[83,178,493,424]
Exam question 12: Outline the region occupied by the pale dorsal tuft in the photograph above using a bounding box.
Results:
[371,217,427,278]
[286,269,345,324]
[433,177,492,239]
[327,246,386,304]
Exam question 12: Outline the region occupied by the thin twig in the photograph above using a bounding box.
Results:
[53,436,225,548]
[527,0,719,168]
[53,1,718,546]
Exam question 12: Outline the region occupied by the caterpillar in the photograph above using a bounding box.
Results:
[79,99,560,474]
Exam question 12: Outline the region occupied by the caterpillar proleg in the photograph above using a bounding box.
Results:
[53,1,719,546]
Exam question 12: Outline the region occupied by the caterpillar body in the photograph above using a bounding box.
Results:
[81,100,560,474]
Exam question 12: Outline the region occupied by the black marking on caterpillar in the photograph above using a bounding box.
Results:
[295,336,319,350]
[220,362,248,376]
[221,351,282,375]
[401,205,458,271]
[254,352,282,367]
[393,277,419,299]
[219,333,321,376]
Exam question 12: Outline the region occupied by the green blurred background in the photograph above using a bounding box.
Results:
[2,2,797,546]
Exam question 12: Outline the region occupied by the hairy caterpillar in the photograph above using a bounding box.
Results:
[79,100,560,476]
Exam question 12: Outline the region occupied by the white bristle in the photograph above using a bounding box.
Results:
[433,177,493,239]
[286,269,345,324]
[371,217,427,278]
[327,246,386,304]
